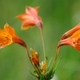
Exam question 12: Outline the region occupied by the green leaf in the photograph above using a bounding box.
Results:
[47,57,53,71]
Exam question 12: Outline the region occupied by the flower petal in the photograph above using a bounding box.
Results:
[16,14,34,21]
[30,48,39,66]
[0,28,12,48]
[61,23,80,39]
[21,20,35,30]
[4,23,16,37]
[26,6,39,15]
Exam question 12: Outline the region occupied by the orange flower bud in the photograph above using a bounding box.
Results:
[30,48,39,66]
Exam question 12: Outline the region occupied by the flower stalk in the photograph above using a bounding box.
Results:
[25,47,41,77]
[40,28,46,61]
[48,46,60,74]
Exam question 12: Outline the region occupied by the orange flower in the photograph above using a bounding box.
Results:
[61,23,80,40]
[30,48,39,66]
[58,24,80,51]
[16,6,42,30]
[0,23,26,48]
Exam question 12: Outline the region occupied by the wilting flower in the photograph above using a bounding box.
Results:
[40,61,47,73]
[16,6,42,30]
[30,48,39,66]
[0,23,26,49]
[58,23,80,51]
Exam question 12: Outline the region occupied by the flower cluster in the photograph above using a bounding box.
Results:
[0,6,80,80]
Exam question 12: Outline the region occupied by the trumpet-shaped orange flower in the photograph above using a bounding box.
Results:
[16,6,42,30]
[58,24,80,51]
[0,23,26,49]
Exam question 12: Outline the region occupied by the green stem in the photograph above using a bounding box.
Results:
[40,29,46,61]
[54,47,60,62]
[16,33,41,78]
[25,47,41,76]
[49,46,60,73]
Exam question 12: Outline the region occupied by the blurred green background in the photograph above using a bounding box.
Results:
[0,0,80,80]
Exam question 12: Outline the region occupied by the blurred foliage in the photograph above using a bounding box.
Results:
[0,0,80,80]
